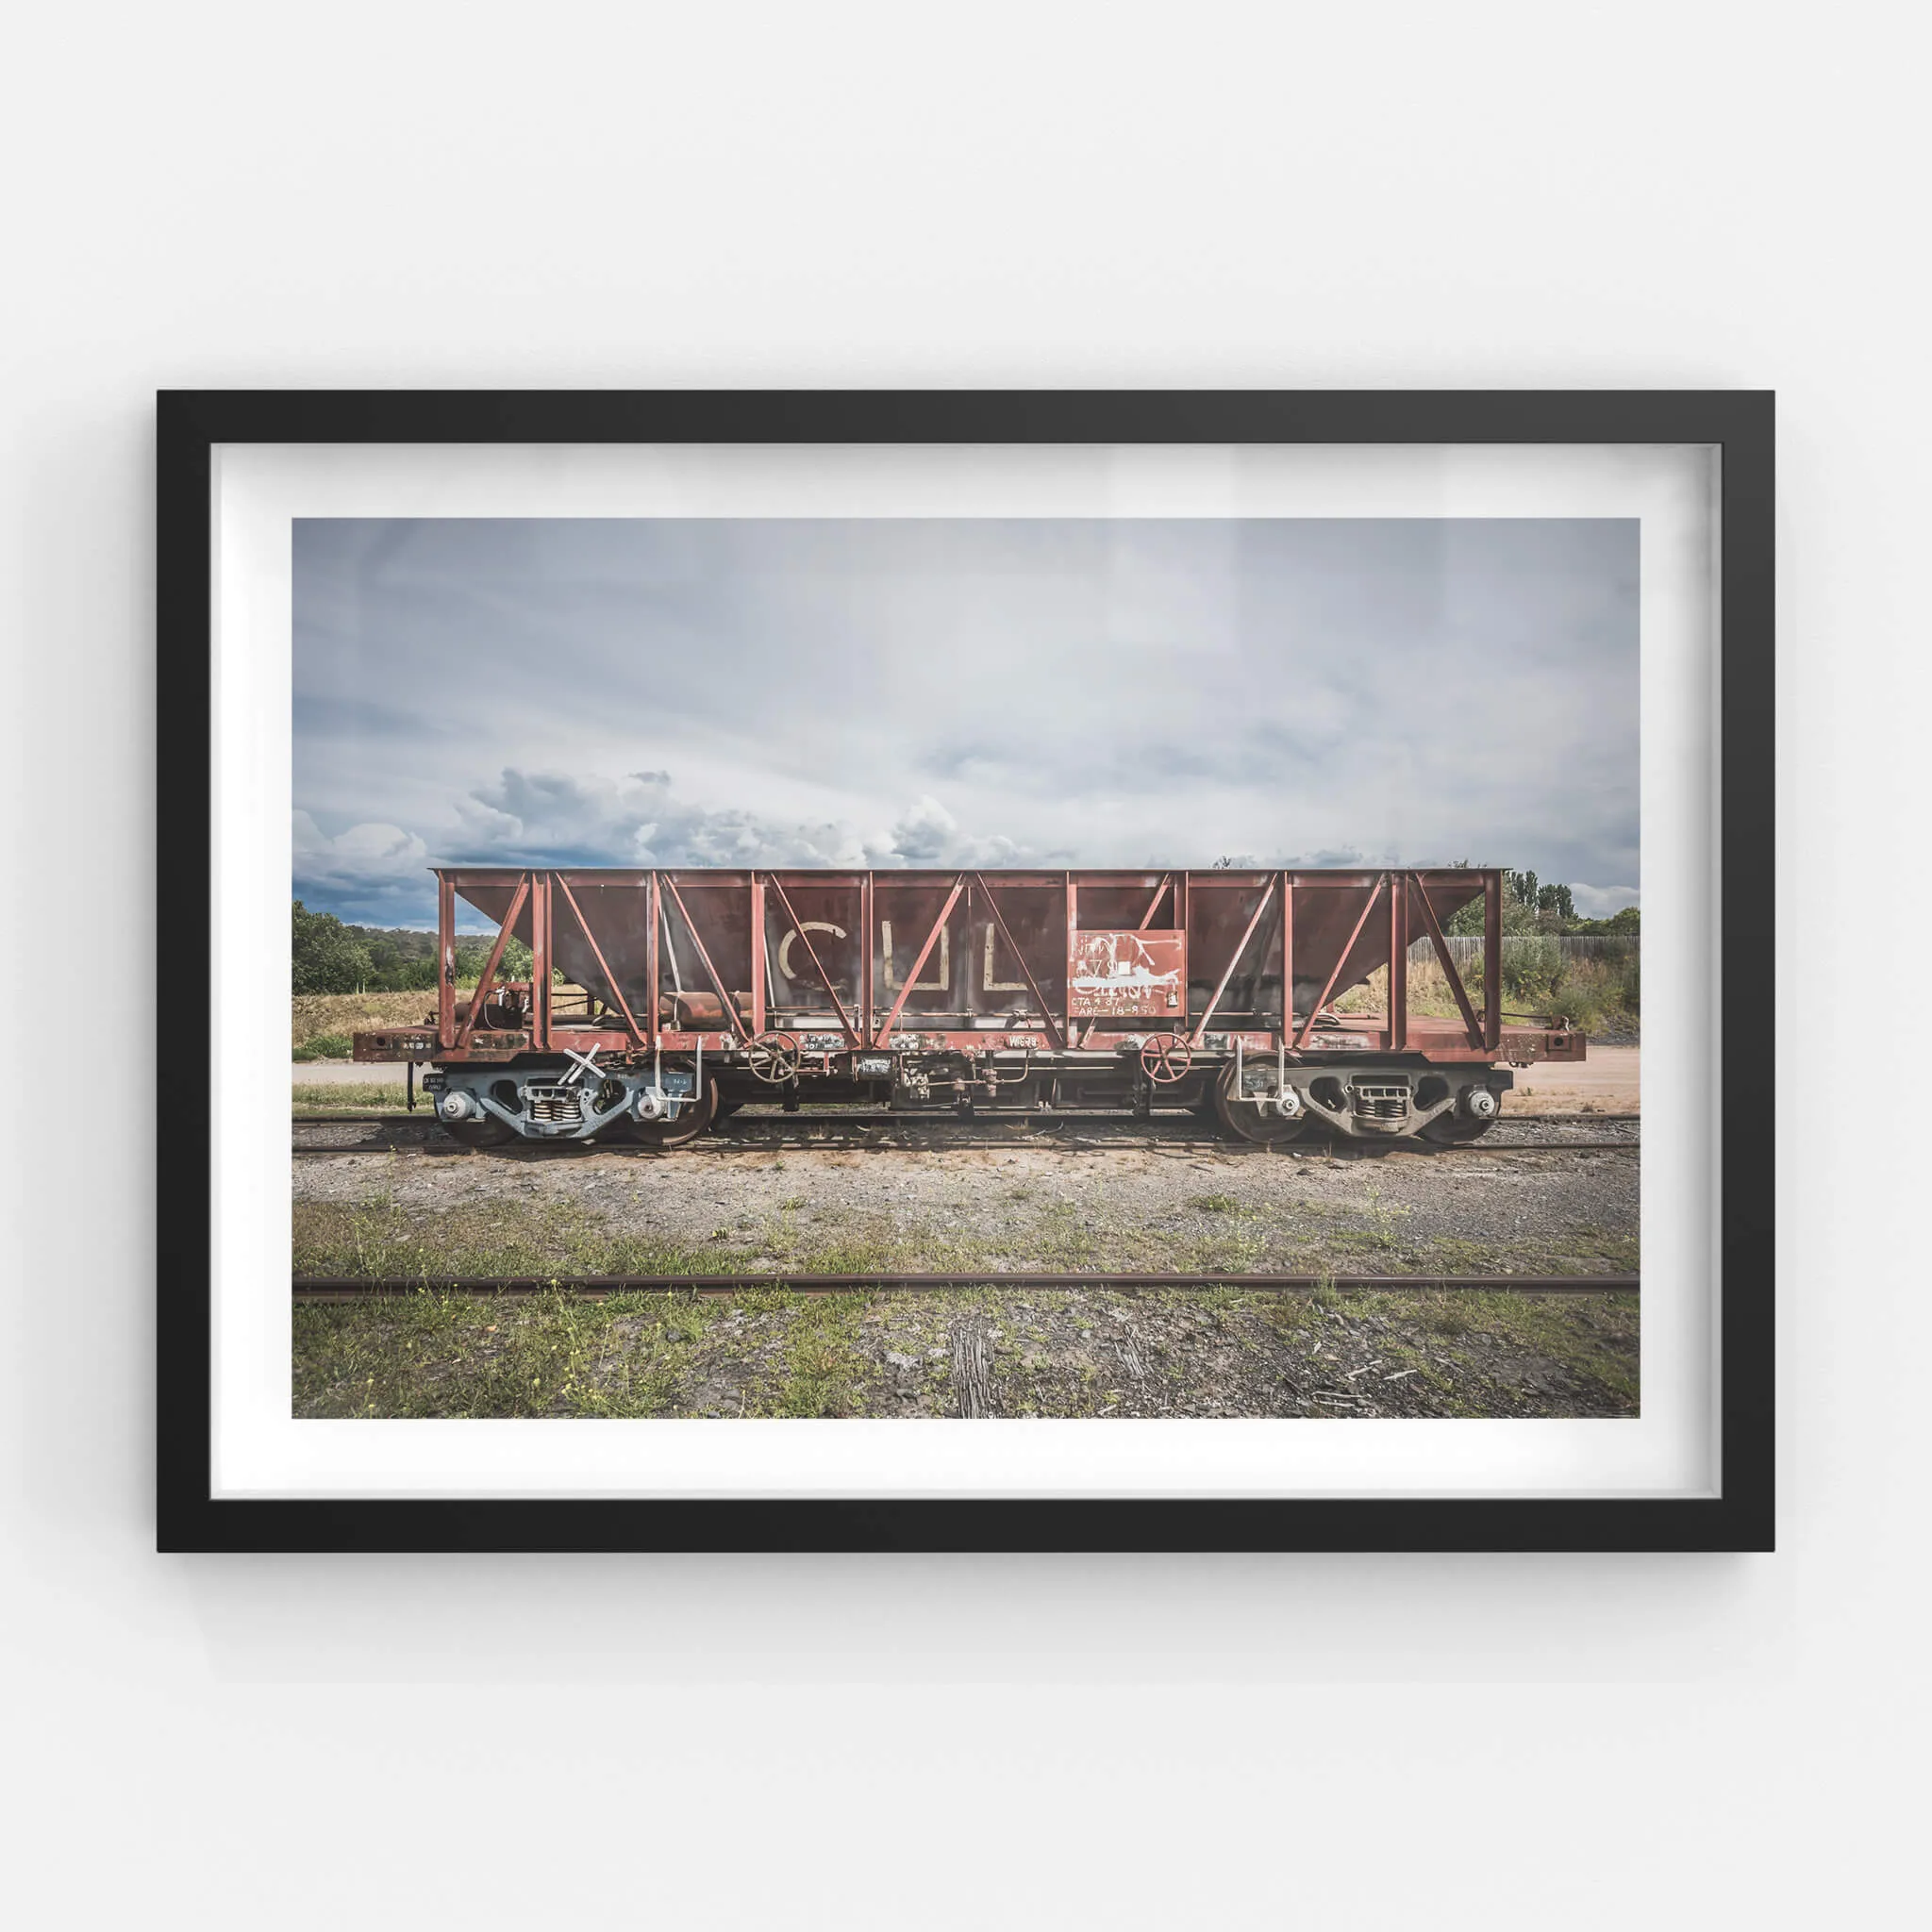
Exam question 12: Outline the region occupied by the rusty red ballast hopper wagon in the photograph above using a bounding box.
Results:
[353,867,1585,1147]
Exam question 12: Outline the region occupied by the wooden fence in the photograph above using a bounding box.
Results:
[1408,935,1639,968]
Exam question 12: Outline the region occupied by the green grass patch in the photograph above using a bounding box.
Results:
[759,1293,876,1417]
[291,1275,1640,1420]
[291,1033,355,1062]
[291,1082,413,1111]
[294,1196,723,1281]
[292,1285,728,1419]
[294,1188,1635,1288]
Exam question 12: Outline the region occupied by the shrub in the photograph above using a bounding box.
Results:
[1404,947,1639,1035]
[292,902,373,993]
[1501,935,1564,1004]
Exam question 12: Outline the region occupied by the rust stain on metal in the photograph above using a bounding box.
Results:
[1068,929,1185,1018]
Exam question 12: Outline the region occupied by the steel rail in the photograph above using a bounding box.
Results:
[291,1120,1640,1158]
[292,1136,1640,1158]
[292,1108,1638,1126]
[294,1271,1640,1302]
[292,1125,1637,1156]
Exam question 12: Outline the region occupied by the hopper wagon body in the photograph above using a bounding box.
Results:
[352,866,1585,1146]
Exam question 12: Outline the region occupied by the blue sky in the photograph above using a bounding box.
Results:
[293,517,1640,927]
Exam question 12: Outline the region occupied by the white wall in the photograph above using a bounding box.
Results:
[1,4,1917,1924]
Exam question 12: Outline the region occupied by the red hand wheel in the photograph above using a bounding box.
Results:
[745,1030,804,1083]
[1139,1034,1193,1083]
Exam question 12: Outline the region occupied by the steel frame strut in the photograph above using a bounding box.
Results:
[1191,878,1276,1048]
[660,874,751,1041]
[556,874,645,1045]
[764,873,860,1046]
[974,872,1065,1049]
[1410,874,1484,1050]
[873,875,965,1046]
[454,874,530,1053]
[1295,875,1385,1051]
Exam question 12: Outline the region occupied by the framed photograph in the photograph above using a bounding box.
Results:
[158,390,1773,1552]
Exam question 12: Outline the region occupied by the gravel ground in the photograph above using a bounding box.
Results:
[292,1280,1640,1421]
[293,1124,1638,1279]
[291,1105,1639,1419]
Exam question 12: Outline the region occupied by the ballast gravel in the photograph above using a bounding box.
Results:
[291,1126,1638,1278]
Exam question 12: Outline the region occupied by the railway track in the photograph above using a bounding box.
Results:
[291,1108,1630,1126]
[291,1109,1640,1158]
[293,1270,1640,1302]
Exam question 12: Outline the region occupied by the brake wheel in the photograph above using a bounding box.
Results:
[1139,1034,1193,1084]
[745,1031,804,1084]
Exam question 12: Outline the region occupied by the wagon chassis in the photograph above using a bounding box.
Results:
[353,866,1584,1146]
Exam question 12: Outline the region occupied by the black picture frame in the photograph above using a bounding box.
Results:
[158,389,1773,1554]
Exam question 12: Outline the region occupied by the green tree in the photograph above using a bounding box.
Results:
[453,934,535,987]
[1574,904,1640,935]
[292,900,374,993]
[1445,868,1580,936]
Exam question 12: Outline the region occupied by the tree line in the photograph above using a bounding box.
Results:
[292,901,533,993]
[1442,869,1640,937]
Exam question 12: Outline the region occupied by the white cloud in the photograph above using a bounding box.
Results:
[293,517,1641,923]
[434,770,1033,887]
[871,794,1026,868]
[292,810,429,890]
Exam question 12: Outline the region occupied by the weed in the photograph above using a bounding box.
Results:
[759,1293,875,1417]
[1187,1192,1242,1215]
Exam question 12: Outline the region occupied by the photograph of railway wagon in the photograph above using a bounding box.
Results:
[291,516,1641,1422]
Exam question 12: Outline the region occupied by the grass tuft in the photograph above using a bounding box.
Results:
[1187,1192,1241,1215]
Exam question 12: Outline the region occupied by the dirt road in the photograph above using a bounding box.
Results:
[1507,1043,1639,1114]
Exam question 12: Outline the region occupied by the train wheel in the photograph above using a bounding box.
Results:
[1420,1111,1497,1145]
[608,1080,721,1149]
[1211,1061,1313,1145]
[443,1114,517,1148]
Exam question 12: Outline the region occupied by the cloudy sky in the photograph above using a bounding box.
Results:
[293,517,1639,927]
